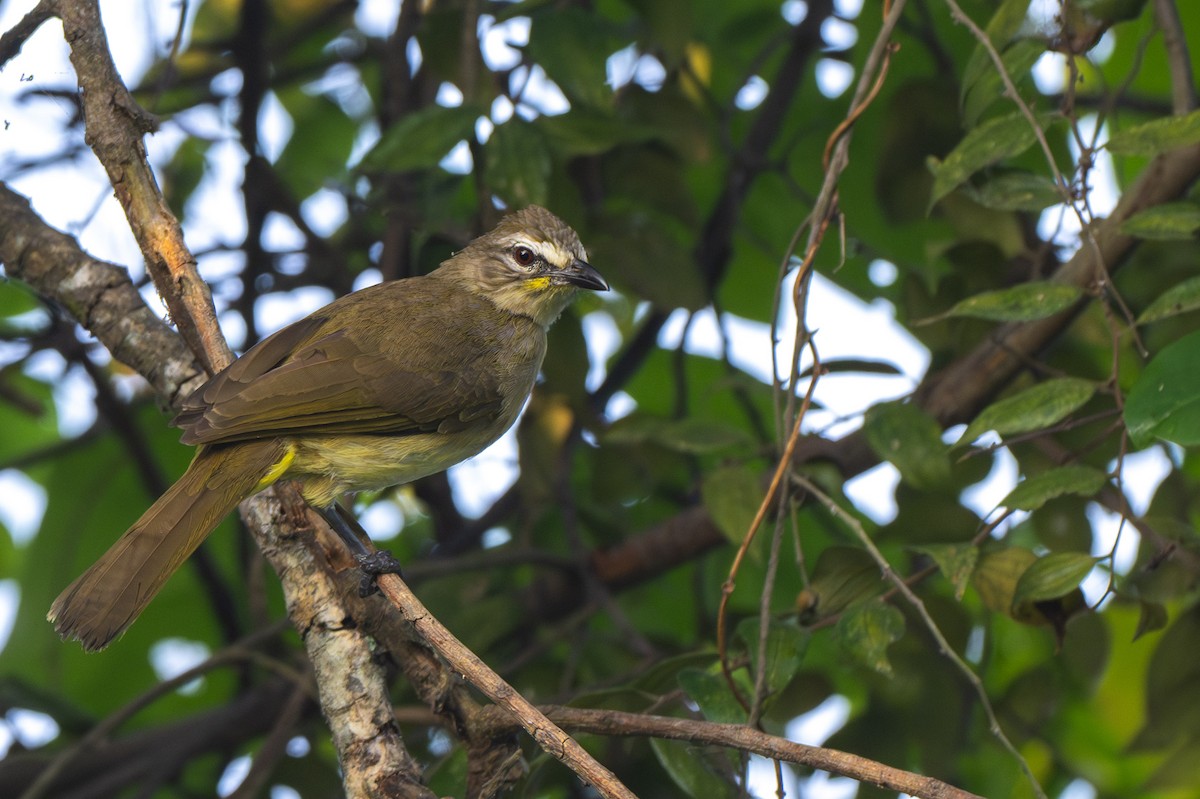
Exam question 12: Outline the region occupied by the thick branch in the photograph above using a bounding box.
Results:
[55,0,231,374]
[0,183,201,405]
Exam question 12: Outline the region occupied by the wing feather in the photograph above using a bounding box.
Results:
[175,280,511,445]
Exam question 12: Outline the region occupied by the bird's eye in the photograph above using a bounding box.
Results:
[513,245,536,267]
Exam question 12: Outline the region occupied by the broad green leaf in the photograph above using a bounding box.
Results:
[863,401,951,490]
[962,38,1046,127]
[1120,202,1200,240]
[1134,600,1168,641]
[798,547,885,623]
[1012,552,1098,606]
[834,600,905,675]
[967,171,1064,211]
[527,9,619,107]
[538,109,659,155]
[1125,329,1200,447]
[957,377,1096,446]
[929,111,1057,207]
[359,104,480,172]
[1138,276,1200,324]
[275,90,358,199]
[1001,465,1109,511]
[484,119,551,207]
[930,281,1082,324]
[650,739,736,799]
[1106,108,1200,155]
[702,464,764,545]
[737,618,809,698]
[604,414,747,453]
[677,668,746,724]
[0,277,42,317]
[913,543,979,600]
[972,546,1037,614]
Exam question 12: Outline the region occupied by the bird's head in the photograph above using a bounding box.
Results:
[440,206,608,327]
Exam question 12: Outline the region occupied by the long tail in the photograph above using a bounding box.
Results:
[48,440,291,651]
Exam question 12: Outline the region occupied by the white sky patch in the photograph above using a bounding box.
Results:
[1083,502,1140,606]
[301,188,350,237]
[479,15,529,71]
[440,139,473,174]
[254,286,336,333]
[218,755,252,797]
[816,60,853,98]
[149,638,211,695]
[821,16,858,49]
[512,65,570,117]
[436,82,464,107]
[447,427,520,518]
[782,1,808,25]
[0,581,18,654]
[1038,114,1119,250]
[258,91,293,163]
[959,444,1020,520]
[845,462,901,524]
[736,75,769,110]
[354,0,400,38]
[1115,446,1175,516]
[606,45,665,91]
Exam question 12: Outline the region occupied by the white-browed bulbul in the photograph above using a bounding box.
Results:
[49,205,607,651]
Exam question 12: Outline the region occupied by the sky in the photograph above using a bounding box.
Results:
[0,2,1171,797]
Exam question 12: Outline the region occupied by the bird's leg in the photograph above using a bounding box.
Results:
[314,503,404,596]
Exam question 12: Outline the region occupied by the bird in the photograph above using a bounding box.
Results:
[49,205,607,651]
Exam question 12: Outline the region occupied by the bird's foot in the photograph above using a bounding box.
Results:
[356,550,404,597]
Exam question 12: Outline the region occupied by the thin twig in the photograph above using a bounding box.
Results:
[793,475,1049,799]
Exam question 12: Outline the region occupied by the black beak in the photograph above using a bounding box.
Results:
[562,259,609,291]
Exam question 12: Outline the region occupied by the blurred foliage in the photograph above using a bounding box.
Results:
[2,0,1200,797]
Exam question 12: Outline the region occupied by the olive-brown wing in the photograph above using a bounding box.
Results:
[174,285,505,446]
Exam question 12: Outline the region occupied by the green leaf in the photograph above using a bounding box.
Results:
[929,111,1057,207]
[1120,202,1200,240]
[1125,329,1200,447]
[929,281,1082,324]
[677,668,746,724]
[834,600,905,675]
[863,401,951,490]
[1012,551,1098,606]
[966,171,1064,211]
[1138,276,1200,324]
[359,104,480,172]
[737,618,809,698]
[1106,108,1200,155]
[527,9,619,107]
[650,739,736,799]
[484,119,551,207]
[275,90,358,199]
[962,38,1046,127]
[957,377,1096,446]
[702,464,764,545]
[972,546,1037,614]
[1001,465,1109,511]
[913,543,979,600]
[799,547,886,623]
[537,109,659,155]
[1134,600,1168,641]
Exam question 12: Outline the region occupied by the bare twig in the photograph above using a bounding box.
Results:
[476,705,986,799]
[794,475,1048,799]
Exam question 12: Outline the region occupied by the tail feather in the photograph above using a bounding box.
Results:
[48,441,289,651]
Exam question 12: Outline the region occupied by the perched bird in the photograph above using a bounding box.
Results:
[49,206,607,651]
